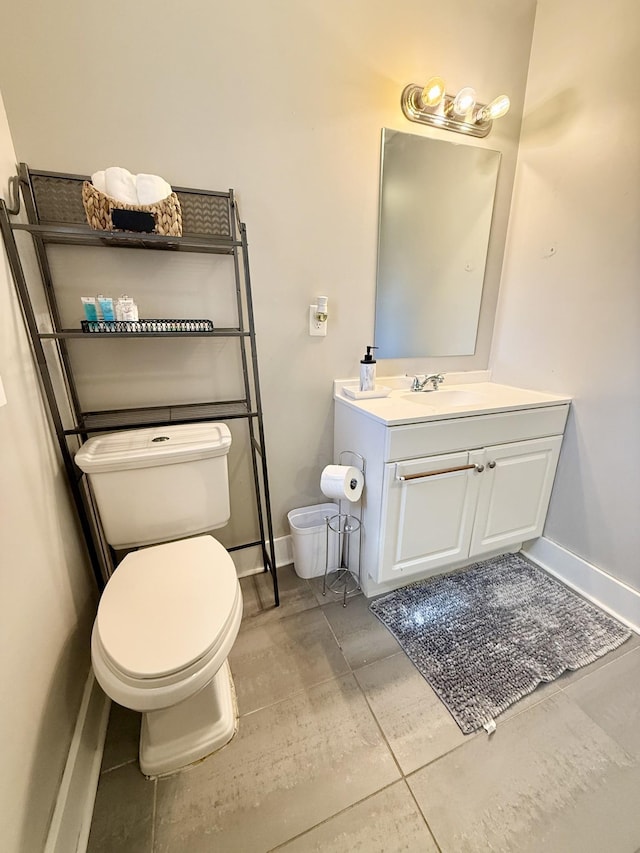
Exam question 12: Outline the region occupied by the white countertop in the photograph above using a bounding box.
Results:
[334,376,571,427]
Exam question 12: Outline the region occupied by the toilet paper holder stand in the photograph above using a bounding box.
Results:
[322,450,365,607]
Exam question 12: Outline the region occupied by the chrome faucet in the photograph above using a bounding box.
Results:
[410,373,445,392]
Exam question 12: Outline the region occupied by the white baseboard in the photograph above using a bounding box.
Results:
[524,537,640,634]
[45,672,110,853]
[231,534,293,578]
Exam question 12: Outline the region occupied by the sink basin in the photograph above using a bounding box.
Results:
[402,388,485,407]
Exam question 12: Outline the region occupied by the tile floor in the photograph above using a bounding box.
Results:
[88,565,640,853]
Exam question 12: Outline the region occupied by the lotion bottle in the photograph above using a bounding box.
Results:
[359,346,378,392]
[96,295,115,322]
[81,296,98,322]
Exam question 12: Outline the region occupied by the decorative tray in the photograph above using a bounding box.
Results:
[81,319,214,333]
[342,384,392,400]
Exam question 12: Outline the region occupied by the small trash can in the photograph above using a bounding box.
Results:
[287,503,339,579]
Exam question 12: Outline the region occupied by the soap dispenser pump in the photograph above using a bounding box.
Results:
[360,346,378,392]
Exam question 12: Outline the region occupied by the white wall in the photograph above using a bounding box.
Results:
[0,0,536,536]
[0,93,97,853]
[491,0,640,591]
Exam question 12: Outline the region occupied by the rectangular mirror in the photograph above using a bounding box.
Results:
[375,128,501,358]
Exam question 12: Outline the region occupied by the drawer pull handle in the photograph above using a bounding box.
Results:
[488,460,496,469]
[397,463,482,481]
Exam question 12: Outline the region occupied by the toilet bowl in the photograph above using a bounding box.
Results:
[91,535,243,777]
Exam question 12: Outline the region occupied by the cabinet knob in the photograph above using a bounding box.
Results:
[475,464,485,473]
[488,461,496,469]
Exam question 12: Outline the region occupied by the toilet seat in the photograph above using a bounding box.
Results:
[94,585,240,689]
[92,535,243,712]
[96,535,238,680]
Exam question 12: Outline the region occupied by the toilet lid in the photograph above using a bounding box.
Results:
[96,536,239,679]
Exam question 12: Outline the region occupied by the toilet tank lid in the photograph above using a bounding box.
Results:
[75,422,231,473]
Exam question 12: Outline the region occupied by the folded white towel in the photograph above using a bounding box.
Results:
[91,170,107,193]
[104,166,138,205]
[136,173,172,205]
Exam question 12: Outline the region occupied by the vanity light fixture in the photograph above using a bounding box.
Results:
[401,78,510,138]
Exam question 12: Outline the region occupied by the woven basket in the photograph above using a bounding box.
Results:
[82,182,182,236]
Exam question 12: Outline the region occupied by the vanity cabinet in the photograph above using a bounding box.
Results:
[334,396,569,595]
[380,435,562,583]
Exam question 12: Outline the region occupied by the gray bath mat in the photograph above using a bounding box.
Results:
[370,553,631,734]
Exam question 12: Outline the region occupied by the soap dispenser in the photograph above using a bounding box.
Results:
[360,346,378,392]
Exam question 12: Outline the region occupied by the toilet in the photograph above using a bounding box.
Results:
[75,422,243,777]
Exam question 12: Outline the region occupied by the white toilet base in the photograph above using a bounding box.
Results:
[140,660,238,777]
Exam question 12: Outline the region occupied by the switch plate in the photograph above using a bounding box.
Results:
[309,304,327,336]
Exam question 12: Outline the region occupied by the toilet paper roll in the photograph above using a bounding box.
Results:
[320,465,364,503]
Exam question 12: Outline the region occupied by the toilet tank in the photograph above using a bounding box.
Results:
[75,422,232,549]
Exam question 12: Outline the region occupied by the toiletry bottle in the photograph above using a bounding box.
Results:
[81,296,98,322]
[96,295,115,322]
[116,295,139,322]
[115,296,124,321]
[360,346,378,392]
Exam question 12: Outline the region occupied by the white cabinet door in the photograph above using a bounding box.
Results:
[376,451,482,583]
[470,436,563,557]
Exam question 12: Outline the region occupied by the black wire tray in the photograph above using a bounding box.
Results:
[81,319,215,333]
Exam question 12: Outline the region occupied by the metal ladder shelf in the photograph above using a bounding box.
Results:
[0,164,279,605]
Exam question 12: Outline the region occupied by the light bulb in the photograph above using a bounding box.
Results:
[477,94,511,123]
[452,87,477,116]
[421,76,445,107]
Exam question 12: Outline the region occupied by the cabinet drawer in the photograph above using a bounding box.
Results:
[386,404,569,462]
